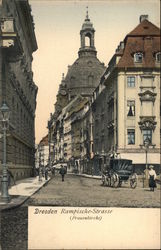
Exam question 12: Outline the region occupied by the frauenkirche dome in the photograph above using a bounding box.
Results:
[64,9,105,99]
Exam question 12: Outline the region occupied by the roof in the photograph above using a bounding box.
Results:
[39,134,48,146]
[127,19,160,37]
[117,19,160,68]
[65,56,105,96]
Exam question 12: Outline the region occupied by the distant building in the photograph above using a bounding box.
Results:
[0,0,38,180]
[92,15,160,173]
[91,81,108,174]
[37,135,49,167]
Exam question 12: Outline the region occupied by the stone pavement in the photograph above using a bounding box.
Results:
[0,173,160,210]
[0,176,51,211]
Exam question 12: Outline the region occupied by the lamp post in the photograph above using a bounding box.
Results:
[0,103,10,203]
[38,146,42,181]
[143,137,150,188]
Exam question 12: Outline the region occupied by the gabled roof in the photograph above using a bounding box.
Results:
[127,19,160,37]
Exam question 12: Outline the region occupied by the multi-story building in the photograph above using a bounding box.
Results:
[37,135,49,167]
[93,15,160,174]
[71,97,88,171]
[79,102,94,174]
[51,95,88,170]
[91,81,108,173]
[0,0,38,179]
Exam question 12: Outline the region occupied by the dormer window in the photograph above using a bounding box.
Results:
[134,52,143,63]
[156,52,161,63]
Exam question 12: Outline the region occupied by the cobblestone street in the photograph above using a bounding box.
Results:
[27,174,161,207]
[1,174,160,250]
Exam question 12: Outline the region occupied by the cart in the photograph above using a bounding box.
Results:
[102,158,137,188]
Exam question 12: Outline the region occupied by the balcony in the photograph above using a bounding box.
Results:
[0,18,23,57]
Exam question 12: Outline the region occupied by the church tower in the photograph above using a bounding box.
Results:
[78,8,97,57]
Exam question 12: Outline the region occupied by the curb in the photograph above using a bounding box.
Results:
[0,177,52,212]
[75,173,101,180]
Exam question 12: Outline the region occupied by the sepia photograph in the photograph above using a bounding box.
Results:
[0,0,160,249]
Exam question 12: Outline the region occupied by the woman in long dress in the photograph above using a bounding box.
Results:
[148,165,157,191]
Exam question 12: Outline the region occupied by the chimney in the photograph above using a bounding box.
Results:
[140,15,148,23]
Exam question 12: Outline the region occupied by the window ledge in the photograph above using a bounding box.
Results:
[140,86,156,89]
[139,144,156,149]
[127,116,135,119]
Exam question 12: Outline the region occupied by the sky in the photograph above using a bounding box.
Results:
[29,0,160,144]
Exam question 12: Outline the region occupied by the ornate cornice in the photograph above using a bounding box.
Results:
[138,90,156,102]
[138,116,157,130]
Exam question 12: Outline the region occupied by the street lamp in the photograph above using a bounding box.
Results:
[38,146,42,181]
[0,103,10,203]
[143,137,150,188]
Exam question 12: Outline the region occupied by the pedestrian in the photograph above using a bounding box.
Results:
[52,167,55,176]
[45,168,48,180]
[42,166,45,178]
[148,165,157,191]
[59,165,67,182]
[7,169,16,186]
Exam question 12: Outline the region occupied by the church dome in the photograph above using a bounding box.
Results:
[64,10,105,99]
[65,56,105,98]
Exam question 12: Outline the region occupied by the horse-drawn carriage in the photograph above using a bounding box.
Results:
[102,158,137,188]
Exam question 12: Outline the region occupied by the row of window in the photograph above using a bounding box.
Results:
[128,129,152,145]
[133,52,161,63]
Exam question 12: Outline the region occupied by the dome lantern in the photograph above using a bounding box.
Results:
[79,7,97,57]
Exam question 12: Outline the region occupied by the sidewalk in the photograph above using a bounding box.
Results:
[0,176,51,211]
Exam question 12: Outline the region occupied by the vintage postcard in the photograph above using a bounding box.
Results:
[0,0,160,249]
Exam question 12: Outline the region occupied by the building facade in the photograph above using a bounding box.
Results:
[92,15,160,174]
[36,135,49,168]
[0,0,38,180]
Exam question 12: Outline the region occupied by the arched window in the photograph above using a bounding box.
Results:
[156,52,161,62]
[134,52,143,63]
[85,36,90,46]
[85,33,91,47]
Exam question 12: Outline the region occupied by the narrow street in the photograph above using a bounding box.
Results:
[1,174,160,250]
[26,173,161,207]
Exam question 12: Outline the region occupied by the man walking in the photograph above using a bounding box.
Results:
[59,165,67,182]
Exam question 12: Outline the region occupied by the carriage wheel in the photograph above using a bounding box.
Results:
[130,179,137,189]
[102,176,106,186]
[118,180,122,187]
[107,177,111,187]
[111,174,119,188]
[102,175,108,186]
